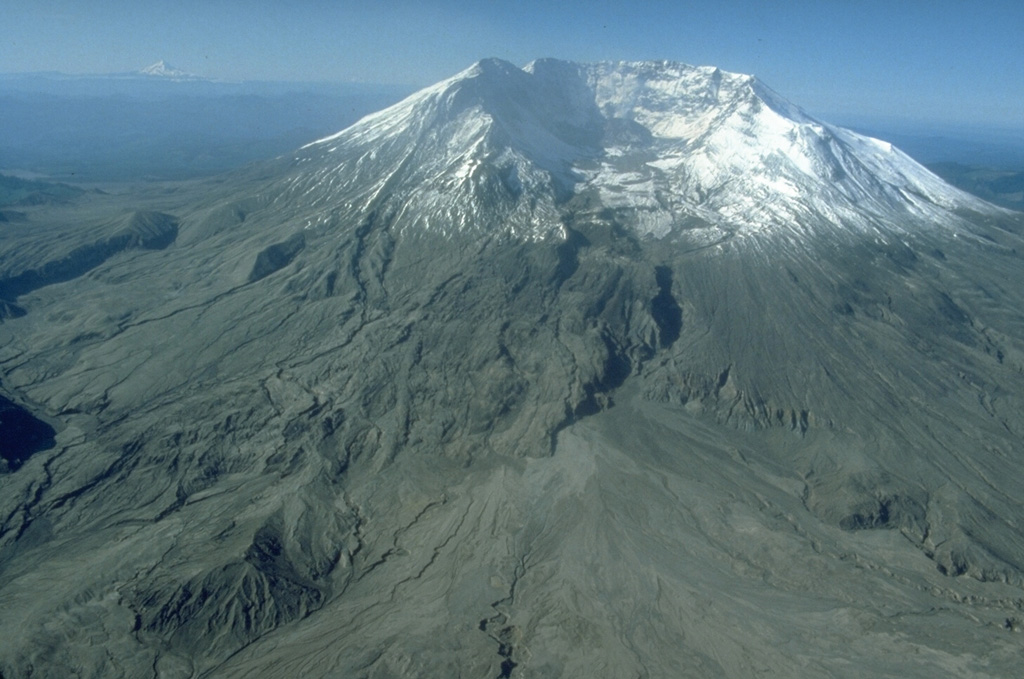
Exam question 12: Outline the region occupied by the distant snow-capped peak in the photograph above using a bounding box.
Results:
[138,60,199,79]
[284,58,1004,242]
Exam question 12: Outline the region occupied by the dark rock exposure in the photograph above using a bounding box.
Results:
[0,393,55,472]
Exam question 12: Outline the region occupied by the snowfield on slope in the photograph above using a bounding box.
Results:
[290,58,1004,242]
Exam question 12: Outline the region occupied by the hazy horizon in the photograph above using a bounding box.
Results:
[4,0,1022,129]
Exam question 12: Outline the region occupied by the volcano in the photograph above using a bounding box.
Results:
[1,59,1024,678]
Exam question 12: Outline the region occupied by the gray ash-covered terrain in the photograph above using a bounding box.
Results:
[1,59,1024,677]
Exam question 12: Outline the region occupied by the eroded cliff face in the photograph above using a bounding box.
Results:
[1,60,1024,678]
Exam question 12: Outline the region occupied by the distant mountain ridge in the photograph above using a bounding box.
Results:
[0,70,413,181]
[1,61,210,83]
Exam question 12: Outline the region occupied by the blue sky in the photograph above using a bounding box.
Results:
[4,0,1022,128]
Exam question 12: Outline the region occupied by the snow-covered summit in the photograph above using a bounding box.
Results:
[137,60,200,80]
[284,58,1002,242]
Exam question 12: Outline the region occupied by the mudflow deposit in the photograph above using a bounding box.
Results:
[2,59,1024,678]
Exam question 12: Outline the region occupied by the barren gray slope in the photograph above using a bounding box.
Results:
[1,59,1024,678]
